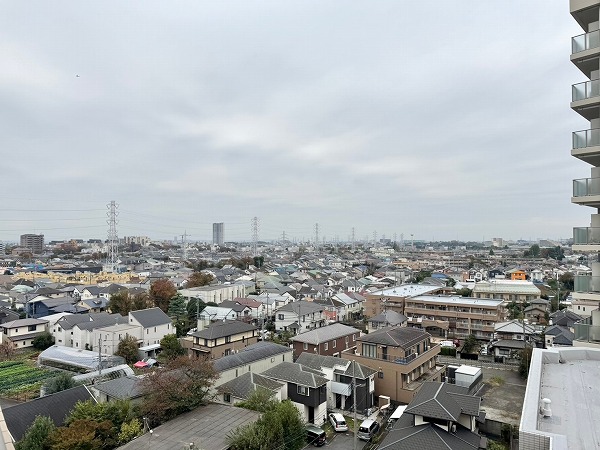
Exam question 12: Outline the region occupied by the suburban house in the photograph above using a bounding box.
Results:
[261,361,328,425]
[88,376,144,404]
[274,301,327,335]
[189,320,259,359]
[378,381,486,449]
[342,326,444,404]
[0,318,48,348]
[489,320,538,358]
[52,312,128,349]
[197,306,238,330]
[367,310,408,333]
[93,323,148,356]
[25,296,79,318]
[128,307,172,347]
[212,341,293,388]
[215,372,285,406]
[296,353,376,413]
[290,323,361,359]
[0,306,20,324]
[219,300,254,322]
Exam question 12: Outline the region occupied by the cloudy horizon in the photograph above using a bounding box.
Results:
[1,1,589,243]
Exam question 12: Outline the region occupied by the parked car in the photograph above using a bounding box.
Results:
[328,413,348,432]
[357,418,380,441]
[305,424,327,446]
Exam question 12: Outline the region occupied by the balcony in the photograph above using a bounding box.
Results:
[572,30,600,54]
[574,274,600,292]
[573,227,600,250]
[572,80,600,120]
[363,344,439,365]
[573,177,600,207]
[572,129,600,165]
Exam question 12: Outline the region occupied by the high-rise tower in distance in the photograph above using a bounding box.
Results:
[212,222,224,245]
[20,234,44,254]
[571,0,600,316]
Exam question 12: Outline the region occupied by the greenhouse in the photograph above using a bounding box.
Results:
[37,345,125,374]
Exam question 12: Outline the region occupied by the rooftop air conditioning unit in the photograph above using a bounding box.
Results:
[540,398,552,417]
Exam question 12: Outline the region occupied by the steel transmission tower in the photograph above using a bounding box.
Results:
[314,223,319,252]
[351,227,355,252]
[106,201,119,272]
[251,217,259,256]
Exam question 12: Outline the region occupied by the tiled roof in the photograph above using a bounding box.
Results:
[262,361,328,388]
[291,323,360,345]
[1,318,48,328]
[358,326,429,348]
[3,386,93,442]
[92,376,143,400]
[296,352,349,370]
[369,310,407,326]
[212,341,291,372]
[129,307,171,328]
[334,359,377,379]
[405,382,462,421]
[276,301,325,314]
[192,320,257,340]
[216,372,284,399]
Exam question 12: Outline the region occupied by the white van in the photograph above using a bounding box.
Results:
[388,405,407,425]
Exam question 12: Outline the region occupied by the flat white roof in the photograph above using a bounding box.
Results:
[455,365,481,376]
[371,284,440,297]
[520,348,600,450]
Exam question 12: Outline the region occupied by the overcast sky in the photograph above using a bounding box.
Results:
[0,1,590,243]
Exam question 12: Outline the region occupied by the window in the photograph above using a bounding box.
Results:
[378,370,384,379]
[303,343,308,350]
[28,325,36,332]
[362,343,377,358]
[154,327,157,332]
[332,340,336,348]
[297,385,309,396]
[278,314,284,320]
[225,336,231,343]
[223,393,231,403]
[353,334,356,341]
[345,336,349,344]
[302,315,306,323]
[324,342,328,350]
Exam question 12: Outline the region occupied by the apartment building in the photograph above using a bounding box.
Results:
[342,326,444,404]
[179,282,254,304]
[571,0,600,318]
[471,280,540,303]
[19,234,44,254]
[404,295,507,341]
[363,285,445,319]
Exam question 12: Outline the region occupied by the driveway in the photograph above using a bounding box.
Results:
[323,431,368,450]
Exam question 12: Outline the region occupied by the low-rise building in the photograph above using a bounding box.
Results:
[471,279,540,302]
[274,301,326,335]
[364,285,444,319]
[0,318,48,348]
[290,323,361,359]
[342,326,444,404]
[190,320,259,359]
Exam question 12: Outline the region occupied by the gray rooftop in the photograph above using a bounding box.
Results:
[192,320,257,340]
[129,307,171,328]
[358,325,429,348]
[520,348,600,450]
[212,341,292,372]
[216,372,284,399]
[290,323,360,345]
[92,375,143,400]
[116,404,260,450]
[262,361,328,388]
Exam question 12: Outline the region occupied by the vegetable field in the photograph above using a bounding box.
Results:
[0,361,55,397]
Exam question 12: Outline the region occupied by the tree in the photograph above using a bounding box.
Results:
[414,271,432,283]
[117,418,143,444]
[32,332,55,350]
[187,298,206,323]
[149,279,177,312]
[159,334,185,361]
[236,388,278,413]
[49,419,108,450]
[0,341,16,361]
[140,356,217,425]
[186,272,214,288]
[108,291,133,315]
[15,415,55,450]
[455,288,472,297]
[167,294,186,319]
[228,399,305,450]
[559,272,574,291]
[132,292,153,311]
[43,372,80,395]
[519,346,533,378]
[461,334,478,354]
[115,334,140,364]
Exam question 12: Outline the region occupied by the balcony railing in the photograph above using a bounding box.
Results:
[574,274,600,292]
[573,177,600,197]
[573,227,600,245]
[574,316,600,342]
[363,344,439,365]
[572,29,600,54]
[573,129,600,149]
[573,79,600,101]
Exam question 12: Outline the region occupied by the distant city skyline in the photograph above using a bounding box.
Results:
[1,1,587,243]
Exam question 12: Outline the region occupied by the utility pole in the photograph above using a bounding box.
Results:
[353,360,357,450]
[98,336,102,376]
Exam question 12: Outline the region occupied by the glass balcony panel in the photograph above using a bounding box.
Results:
[573,178,600,196]
[572,79,600,101]
[574,275,600,292]
[572,30,600,54]
[573,129,600,149]
[573,227,600,244]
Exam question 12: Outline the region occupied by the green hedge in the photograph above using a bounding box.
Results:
[440,347,456,357]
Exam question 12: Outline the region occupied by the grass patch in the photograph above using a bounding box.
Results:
[489,376,505,387]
